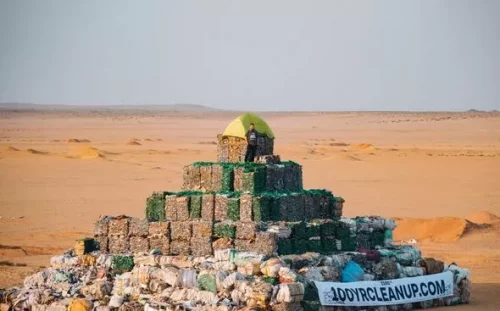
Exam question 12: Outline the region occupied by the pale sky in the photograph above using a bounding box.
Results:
[0,0,499,111]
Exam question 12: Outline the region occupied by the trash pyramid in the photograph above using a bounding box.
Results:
[1,115,471,311]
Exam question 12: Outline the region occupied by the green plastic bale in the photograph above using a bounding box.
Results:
[322,238,338,253]
[305,224,321,239]
[277,239,294,255]
[294,239,308,254]
[221,165,234,192]
[146,192,166,222]
[262,276,279,285]
[111,255,134,274]
[213,222,236,239]
[198,274,217,293]
[269,195,282,221]
[370,231,385,248]
[307,240,323,253]
[320,221,337,238]
[242,166,267,193]
[336,223,351,238]
[189,195,202,219]
[340,237,357,251]
[301,301,321,311]
[291,222,307,240]
[252,196,270,221]
[303,283,320,302]
[227,197,240,221]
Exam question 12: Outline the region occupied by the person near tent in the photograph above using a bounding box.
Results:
[245,123,258,162]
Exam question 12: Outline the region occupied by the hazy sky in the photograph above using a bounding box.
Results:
[0,1,499,111]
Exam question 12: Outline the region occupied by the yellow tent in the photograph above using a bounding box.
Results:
[222,113,275,139]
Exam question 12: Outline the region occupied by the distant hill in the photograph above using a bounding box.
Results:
[0,103,218,112]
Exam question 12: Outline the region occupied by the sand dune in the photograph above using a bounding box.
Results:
[394,215,499,243]
[67,138,91,143]
[65,146,106,159]
[349,143,376,150]
[467,211,500,225]
[126,140,142,146]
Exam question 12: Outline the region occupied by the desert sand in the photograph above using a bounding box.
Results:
[0,109,499,310]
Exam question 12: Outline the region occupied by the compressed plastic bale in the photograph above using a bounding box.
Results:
[373,259,400,280]
[198,274,217,293]
[200,165,212,191]
[148,221,170,237]
[171,240,191,255]
[276,283,305,303]
[233,167,244,191]
[419,257,444,275]
[192,220,213,238]
[318,194,331,219]
[253,195,271,221]
[294,239,308,254]
[320,221,337,238]
[399,266,424,278]
[171,221,192,241]
[340,261,364,282]
[108,236,129,254]
[129,236,149,253]
[191,237,213,256]
[356,233,371,250]
[134,255,159,267]
[127,218,149,238]
[239,194,253,221]
[213,221,236,239]
[112,255,134,274]
[306,240,322,253]
[189,166,201,190]
[175,196,190,221]
[277,239,294,255]
[212,238,234,250]
[254,232,278,256]
[370,230,386,248]
[108,216,129,236]
[236,222,257,240]
[214,194,229,221]
[242,166,266,193]
[164,194,177,221]
[279,195,293,221]
[234,239,255,252]
[221,165,234,192]
[211,164,223,192]
[189,195,202,219]
[201,194,215,221]
[267,165,285,192]
[227,197,240,221]
[291,193,305,221]
[260,258,283,277]
[94,236,108,252]
[94,216,111,236]
[148,236,170,254]
[272,303,303,311]
[177,269,199,288]
[146,192,167,222]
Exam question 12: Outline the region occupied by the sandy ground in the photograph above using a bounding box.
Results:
[0,110,499,309]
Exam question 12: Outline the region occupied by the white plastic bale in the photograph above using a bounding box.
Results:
[212,261,236,271]
[214,249,235,262]
[153,267,179,286]
[113,273,132,296]
[398,266,424,278]
[108,295,124,308]
[215,271,230,291]
[276,283,304,303]
[134,255,159,267]
[96,254,113,268]
[177,269,199,288]
[363,274,376,281]
[222,272,245,290]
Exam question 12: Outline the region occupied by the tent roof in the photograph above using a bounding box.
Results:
[222,113,275,139]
